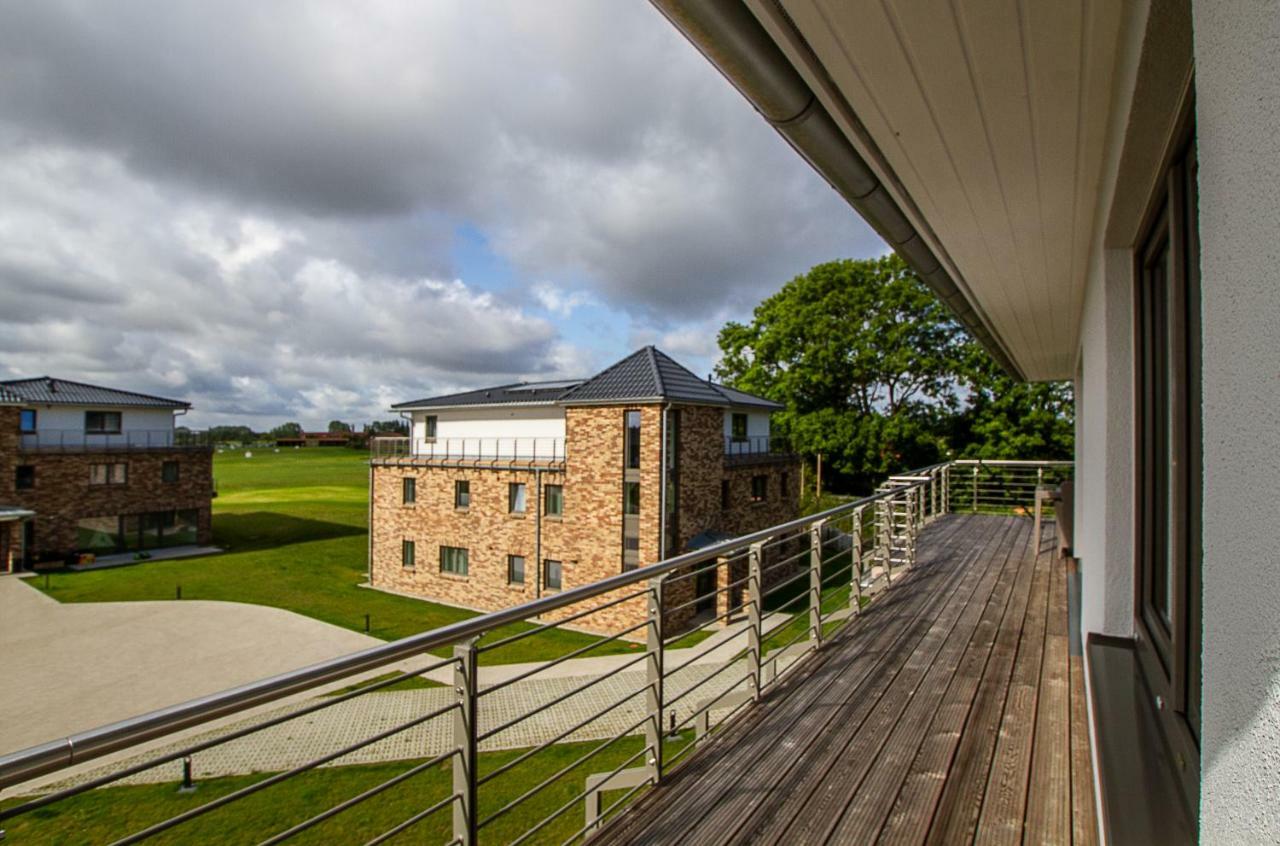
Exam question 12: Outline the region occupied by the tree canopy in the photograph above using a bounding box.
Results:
[717,254,1073,492]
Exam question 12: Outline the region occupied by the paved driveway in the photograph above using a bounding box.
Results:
[0,575,380,755]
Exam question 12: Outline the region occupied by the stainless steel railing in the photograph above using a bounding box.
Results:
[17,428,213,451]
[0,458,1070,844]
[722,435,793,464]
[370,435,567,466]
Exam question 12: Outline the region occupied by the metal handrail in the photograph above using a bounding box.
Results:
[0,457,1071,846]
[0,462,949,791]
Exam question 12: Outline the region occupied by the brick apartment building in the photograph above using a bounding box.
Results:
[0,377,214,571]
[369,347,800,633]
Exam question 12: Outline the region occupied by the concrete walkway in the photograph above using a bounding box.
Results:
[0,575,381,755]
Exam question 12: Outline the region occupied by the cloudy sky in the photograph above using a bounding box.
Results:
[0,1,884,429]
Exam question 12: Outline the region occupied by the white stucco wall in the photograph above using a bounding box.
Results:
[1193,2,1280,839]
[409,406,565,458]
[23,406,177,446]
[721,409,771,447]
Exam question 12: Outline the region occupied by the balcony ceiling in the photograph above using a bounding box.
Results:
[756,0,1127,381]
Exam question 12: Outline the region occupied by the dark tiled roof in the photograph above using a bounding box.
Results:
[392,380,584,410]
[0,377,190,409]
[0,385,22,405]
[390,348,782,411]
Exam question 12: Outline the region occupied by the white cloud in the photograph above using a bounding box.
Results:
[532,283,595,317]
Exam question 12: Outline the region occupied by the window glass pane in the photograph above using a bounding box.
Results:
[509,483,527,513]
[545,485,563,516]
[731,413,748,441]
[508,555,525,584]
[544,559,562,591]
[140,512,166,550]
[90,464,107,485]
[402,540,415,568]
[441,546,469,575]
[171,509,199,546]
[455,480,470,508]
[76,516,120,552]
[19,410,36,433]
[623,482,640,515]
[120,515,140,551]
[163,461,180,483]
[85,411,122,433]
[15,465,34,490]
[110,463,127,485]
[751,475,767,502]
[721,479,730,509]
[625,411,641,469]
[402,477,416,504]
[425,416,438,438]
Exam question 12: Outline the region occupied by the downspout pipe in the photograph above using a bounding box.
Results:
[649,0,1024,380]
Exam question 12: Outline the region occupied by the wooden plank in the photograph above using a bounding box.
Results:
[593,515,977,845]
[674,518,1005,845]
[971,537,1054,844]
[1023,554,1072,844]
[923,526,1051,846]
[875,518,1039,845]
[732,520,1021,845]
[820,520,1028,843]
[1069,650,1100,846]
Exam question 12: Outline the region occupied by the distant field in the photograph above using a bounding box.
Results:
[34,448,639,664]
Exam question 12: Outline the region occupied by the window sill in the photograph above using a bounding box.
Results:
[544,515,563,522]
[439,571,469,581]
[508,512,527,519]
[454,507,470,514]
[506,583,526,591]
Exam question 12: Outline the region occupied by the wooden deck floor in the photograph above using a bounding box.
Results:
[595,513,1098,846]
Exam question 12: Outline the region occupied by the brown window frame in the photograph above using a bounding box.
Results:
[1132,108,1201,812]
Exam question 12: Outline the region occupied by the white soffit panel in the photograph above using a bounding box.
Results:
[773,0,1124,380]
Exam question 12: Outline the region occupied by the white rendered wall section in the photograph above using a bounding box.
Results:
[409,407,566,458]
[721,410,771,441]
[1193,1,1280,838]
[23,406,177,446]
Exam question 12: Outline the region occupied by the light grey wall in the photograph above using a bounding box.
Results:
[1194,0,1280,839]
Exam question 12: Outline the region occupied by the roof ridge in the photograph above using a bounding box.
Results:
[645,346,665,396]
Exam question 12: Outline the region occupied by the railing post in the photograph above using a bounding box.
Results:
[748,541,764,701]
[850,508,864,615]
[644,575,665,784]
[971,465,979,513]
[808,519,824,649]
[943,464,950,514]
[931,469,939,520]
[452,638,479,846]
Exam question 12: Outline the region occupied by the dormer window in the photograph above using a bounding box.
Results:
[85,411,122,434]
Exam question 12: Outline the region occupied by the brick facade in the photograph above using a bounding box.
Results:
[4,445,214,563]
[369,403,799,635]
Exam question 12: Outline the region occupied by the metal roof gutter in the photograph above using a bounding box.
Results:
[649,0,1026,380]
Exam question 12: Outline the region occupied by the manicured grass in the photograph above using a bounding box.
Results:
[322,671,443,695]
[1,732,694,845]
[33,449,640,664]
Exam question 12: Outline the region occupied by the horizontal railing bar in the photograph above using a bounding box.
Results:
[661,574,752,617]
[760,564,816,601]
[665,604,744,644]
[764,619,815,661]
[477,690,648,788]
[475,588,649,654]
[0,655,459,822]
[664,626,750,681]
[560,774,651,846]
[666,674,751,739]
[477,712,650,830]
[361,792,457,846]
[951,459,1073,466]
[257,747,455,846]
[106,699,459,846]
[663,652,751,711]
[661,550,751,585]
[478,621,648,699]
[478,652,649,743]
[759,546,812,576]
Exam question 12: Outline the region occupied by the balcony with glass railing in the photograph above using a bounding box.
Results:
[17,429,214,452]
[369,435,567,469]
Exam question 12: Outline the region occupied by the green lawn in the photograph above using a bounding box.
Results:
[1,731,694,845]
[33,448,640,665]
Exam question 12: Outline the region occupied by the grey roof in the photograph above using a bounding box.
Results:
[391,347,782,411]
[392,380,584,410]
[0,385,22,405]
[0,377,190,409]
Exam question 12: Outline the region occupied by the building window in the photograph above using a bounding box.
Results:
[750,475,768,503]
[509,482,527,514]
[15,465,34,490]
[402,539,415,568]
[162,461,180,484]
[440,545,469,576]
[731,412,748,442]
[402,477,416,504]
[424,415,438,440]
[624,410,641,469]
[454,480,470,509]
[90,462,128,486]
[545,484,563,517]
[507,555,525,585]
[623,482,640,515]
[721,479,730,510]
[543,559,562,591]
[780,472,789,496]
[84,411,122,434]
[19,409,36,433]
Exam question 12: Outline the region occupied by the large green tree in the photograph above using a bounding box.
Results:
[717,254,1073,491]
